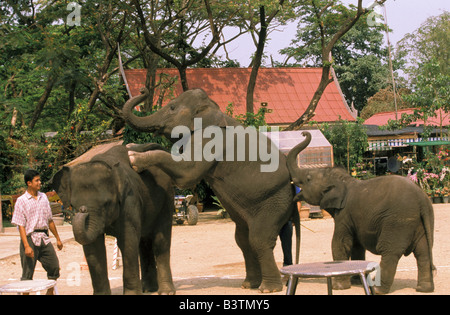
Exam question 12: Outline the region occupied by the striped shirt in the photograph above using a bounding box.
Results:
[12,191,53,246]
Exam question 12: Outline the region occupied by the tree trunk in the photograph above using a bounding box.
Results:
[143,50,159,112]
[68,81,76,118]
[285,64,333,130]
[246,6,267,114]
[285,0,377,130]
[29,75,56,130]
[179,66,189,92]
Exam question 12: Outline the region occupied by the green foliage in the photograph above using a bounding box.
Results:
[280,0,392,111]
[316,118,368,172]
[122,111,171,148]
[225,102,268,128]
[360,87,411,120]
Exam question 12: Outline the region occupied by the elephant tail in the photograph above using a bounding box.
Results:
[292,200,301,264]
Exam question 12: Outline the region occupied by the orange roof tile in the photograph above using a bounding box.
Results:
[364,108,450,126]
[124,68,356,125]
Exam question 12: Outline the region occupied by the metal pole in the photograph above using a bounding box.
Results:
[383,4,398,121]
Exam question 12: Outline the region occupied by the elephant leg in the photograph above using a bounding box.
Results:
[373,253,402,294]
[350,241,366,285]
[413,235,434,292]
[331,228,353,290]
[152,230,176,295]
[235,224,262,289]
[248,222,283,293]
[83,234,111,295]
[118,232,142,295]
[139,237,158,293]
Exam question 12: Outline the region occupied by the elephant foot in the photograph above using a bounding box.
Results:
[373,285,390,295]
[158,282,176,295]
[124,288,142,295]
[258,280,283,293]
[241,279,260,289]
[128,151,146,173]
[332,276,351,290]
[142,283,158,294]
[416,282,434,293]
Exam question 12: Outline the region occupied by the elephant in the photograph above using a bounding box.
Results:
[51,145,176,295]
[122,87,300,293]
[286,131,435,294]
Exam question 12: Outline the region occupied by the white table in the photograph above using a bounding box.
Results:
[280,261,378,295]
[0,280,57,295]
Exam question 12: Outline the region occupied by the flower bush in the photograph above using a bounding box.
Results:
[408,147,450,197]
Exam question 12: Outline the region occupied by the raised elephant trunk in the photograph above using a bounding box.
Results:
[287,131,312,181]
[122,88,159,132]
[72,208,104,246]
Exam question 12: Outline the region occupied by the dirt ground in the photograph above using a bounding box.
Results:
[1,205,449,295]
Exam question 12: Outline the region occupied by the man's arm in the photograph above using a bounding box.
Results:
[12,199,33,258]
[48,220,63,250]
[18,225,34,258]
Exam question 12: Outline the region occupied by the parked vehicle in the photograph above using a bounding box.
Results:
[174,195,198,225]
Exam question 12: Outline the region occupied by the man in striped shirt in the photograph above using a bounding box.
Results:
[11,169,63,295]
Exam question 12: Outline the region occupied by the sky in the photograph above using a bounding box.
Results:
[221,0,450,66]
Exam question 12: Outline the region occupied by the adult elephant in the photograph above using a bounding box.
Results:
[122,88,300,293]
[51,145,175,295]
[287,131,435,294]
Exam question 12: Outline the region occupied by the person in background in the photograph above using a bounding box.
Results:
[11,169,63,295]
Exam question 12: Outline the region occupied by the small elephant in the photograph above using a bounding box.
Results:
[51,145,175,295]
[122,88,300,293]
[287,132,435,294]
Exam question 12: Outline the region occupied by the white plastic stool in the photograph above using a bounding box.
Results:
[0,280,58,295]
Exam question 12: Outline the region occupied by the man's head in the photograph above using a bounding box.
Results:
[24,169,41,191]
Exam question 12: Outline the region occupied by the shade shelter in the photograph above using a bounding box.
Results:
[264,129,334,168]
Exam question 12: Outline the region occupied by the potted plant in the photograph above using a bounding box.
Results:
[442,187,449,203]
[433,188,442,204]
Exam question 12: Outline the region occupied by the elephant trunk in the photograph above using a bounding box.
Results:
[287,131,312,182]
[122,87,160,132]
[72,207,104,246]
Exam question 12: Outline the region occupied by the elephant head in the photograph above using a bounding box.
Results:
[122,88,236,141]
[51,162,123,245]
[287,131,349,211]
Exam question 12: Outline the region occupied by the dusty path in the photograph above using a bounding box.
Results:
[1,205,449,295]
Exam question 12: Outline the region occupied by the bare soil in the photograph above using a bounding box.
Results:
[1,206,449,295]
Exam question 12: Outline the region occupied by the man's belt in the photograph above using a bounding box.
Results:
[34,229,49,236]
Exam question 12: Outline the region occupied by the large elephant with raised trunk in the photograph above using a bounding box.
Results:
[122,88,300,293]
[51,145,175,295]
[287,131,435,294]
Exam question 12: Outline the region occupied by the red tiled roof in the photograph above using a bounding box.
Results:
[124,68,356,125]
[364,108,450,126]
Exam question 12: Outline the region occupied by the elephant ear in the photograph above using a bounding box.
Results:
[190,98,228,130]
[111,162,133,207]
[50,166,71,208]
[320,183,347,210]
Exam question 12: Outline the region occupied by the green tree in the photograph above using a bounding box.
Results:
[283,0,387,130]
[387,12,450,137]
[396,11,449,79]
[280,0,391,113]
[318,118,368,172]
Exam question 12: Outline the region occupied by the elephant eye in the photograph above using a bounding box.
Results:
[170,104,176,111]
